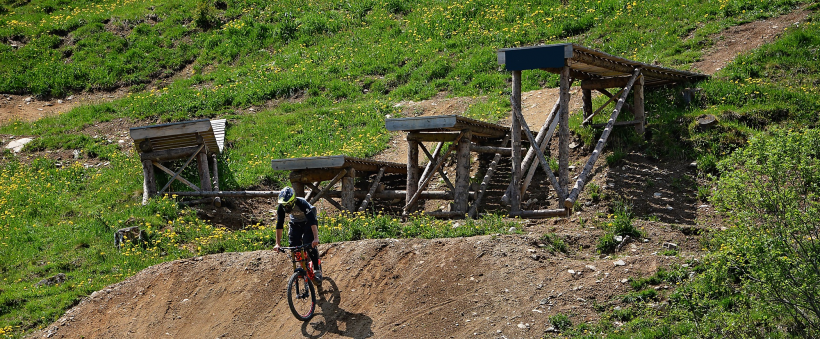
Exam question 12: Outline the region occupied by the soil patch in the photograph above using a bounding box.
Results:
[693,8,812,75]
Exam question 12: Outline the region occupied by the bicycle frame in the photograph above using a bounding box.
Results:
[282,244,318,283]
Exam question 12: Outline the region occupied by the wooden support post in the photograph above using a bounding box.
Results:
[141,160,157,205]
[634,75,645,136]
[512,102,566,201]
[292,181,305,198]
[404,134,462,215]
[521,98,560,173]
[582,89,593,121]
[469,134,511,218]
[358,167,386,212]
[565,69,642,208]
[210,154,221,207]
[582,89,623,126]
[157,144,204,195]
[342,167,356,212]
[197,152,213,192]
[558,65,571,202]
[454,129,472,214]
[406,140,420,213]
[599,89,633,114]
[509,70,523,213]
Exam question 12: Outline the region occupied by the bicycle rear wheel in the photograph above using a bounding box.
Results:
[287,272,316,321]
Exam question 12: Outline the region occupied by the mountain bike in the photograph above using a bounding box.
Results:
[279,243,322,321]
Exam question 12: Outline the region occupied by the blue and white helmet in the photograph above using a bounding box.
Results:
[278,186,296,206]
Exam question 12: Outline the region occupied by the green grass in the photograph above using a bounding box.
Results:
[0,0,819,337]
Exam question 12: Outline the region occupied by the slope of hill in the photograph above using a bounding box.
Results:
[1,0,819,338]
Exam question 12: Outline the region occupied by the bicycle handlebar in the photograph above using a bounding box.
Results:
[277,243,314,252]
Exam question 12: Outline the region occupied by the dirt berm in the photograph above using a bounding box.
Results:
[32,234,682,339]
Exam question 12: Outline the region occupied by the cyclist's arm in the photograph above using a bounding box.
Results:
[275,205,286,248]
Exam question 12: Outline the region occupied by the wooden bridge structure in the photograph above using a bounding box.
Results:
[131,44,705,218]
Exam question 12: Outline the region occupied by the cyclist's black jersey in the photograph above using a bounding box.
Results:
[276,197,317,230]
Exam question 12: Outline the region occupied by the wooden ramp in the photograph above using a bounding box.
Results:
[130,119,226,205]
[497,43,707,217]
[273,156,416,213]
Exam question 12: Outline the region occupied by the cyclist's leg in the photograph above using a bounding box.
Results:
[300,227,320,269]
[288,222,305,247]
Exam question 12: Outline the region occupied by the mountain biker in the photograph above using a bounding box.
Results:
[273,186,322,280]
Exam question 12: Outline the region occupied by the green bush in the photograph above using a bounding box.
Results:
[712,128,820,334]
[549,313,572,331]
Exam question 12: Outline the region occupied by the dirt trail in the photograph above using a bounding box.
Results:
[33,231,701,339]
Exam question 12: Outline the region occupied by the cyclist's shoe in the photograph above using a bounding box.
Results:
[314,265,323,281]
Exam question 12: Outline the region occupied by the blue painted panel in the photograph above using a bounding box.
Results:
[497,44,573,71]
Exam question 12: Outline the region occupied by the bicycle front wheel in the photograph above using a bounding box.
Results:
[286,271,316,321]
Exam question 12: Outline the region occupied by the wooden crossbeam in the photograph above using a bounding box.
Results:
[304,181,320,202]
[358,167,386,212]
[582,89,623,126]
[308,169,348,205]
[468,134,511,218]
[565,69,642,208]
[156,144,204,194]
[419,142,443,185]
[521,107,560,196]
[419,142,454,191]
[153,161,200,192]
[512,97,567,201]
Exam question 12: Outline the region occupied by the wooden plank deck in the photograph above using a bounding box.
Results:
[271,155,409,174]
[385,115,508,138]
[130,119,225,154]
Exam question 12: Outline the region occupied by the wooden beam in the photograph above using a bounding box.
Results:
[581,76,631,90]
[509,70,523,213]
[565,69,642,208]
[139,145,201,162]
[358,167,386,212]
[303,182,320,202]
[404,133,462,215]
[406,132,460,142]
[309,169,347,205]
[322,195,346,211]
[419,142,443,186]
[141,160,157,205]
[454,129,472,214]
[406,139,420,213]
[599,88,633,113]
[582,89,623,126]
[633,75,645,135]
[292,182,305,198]
[169,191,279,198]
[419,142,454,191]
[152,161,201,192]
[342,167,356,211]
[509,209,568,218]
[470,144,519,155]
[512,98,566,202]
[558,66,571,202]
[210,154,221,207]
[582,89,593,120]
[521,95,561,173]
[521,110,559,196]
[591,120,643,128]
[468,134,511,218]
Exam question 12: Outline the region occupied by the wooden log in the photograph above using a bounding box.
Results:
[342,167,356,211]
[152,161,201,191]
[509,209,568,218]
[633,75,645,135]
[581,76,631,90]
[419,142,443,185]
[406,139,420,213]
[289,169,363,183]
[179,197,215,206]
[309,169,347,205]
[419,142,454,191]
[404,133,462,214]
[558,66,571,201]
[509,70,523,213]
[197,152,213,192]
[512,99,566,201]
[582,89,593,120]
[454,129,472,213]
[169,191,279,197]
[303,182,320,202]
[470,144,526,155]
[591,120,643,128]
[139,145,201,162]
[406,132,460,142]
[322,195,346,211]
[582,89,623,126]
[210,154,221,207]
[141,160,157,205]
[599,88,633,113]
[511,97,561,199]
[564,69,641,209]
[358,167,386,212]
[425,211,464,218]
[521,110,559,196]
[156,144,204,195]
[468,134,511,218]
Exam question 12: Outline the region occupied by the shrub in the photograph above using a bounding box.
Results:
[549,313,572,331]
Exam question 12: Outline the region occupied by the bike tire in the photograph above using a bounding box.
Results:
[286,271,316,321]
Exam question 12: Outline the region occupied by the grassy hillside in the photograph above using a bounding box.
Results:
[1,0,819,337]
